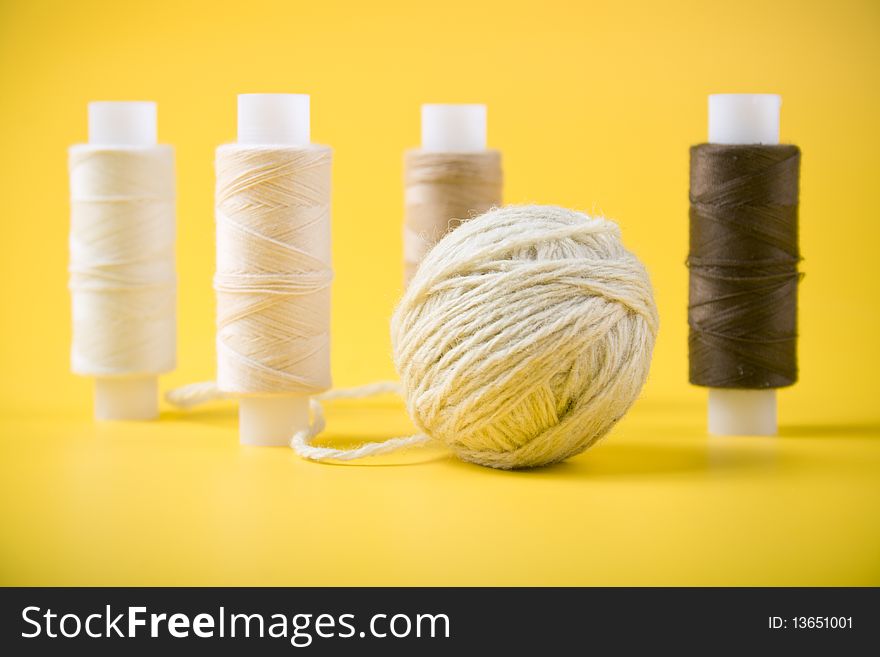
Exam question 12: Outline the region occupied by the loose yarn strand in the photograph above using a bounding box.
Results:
[292,393,430,462]
[165,378,431,462]
[165,379,402,409]
[165,381,226,409]
[316,379,402,401]
[295,379,431,462]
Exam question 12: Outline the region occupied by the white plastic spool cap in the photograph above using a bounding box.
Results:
[89,101,157,147]
[238,94,310,146]
[87,101,159,420]
[235,94,312,446]
[708,94,780,145]
[706,93,781,436]
[421,104,487,152]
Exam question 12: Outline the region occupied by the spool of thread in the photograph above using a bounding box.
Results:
[403,104,502,284]
[69,101,176,420]
[294,205,658,469]
[214,94,333,446]
[687,94,801,436]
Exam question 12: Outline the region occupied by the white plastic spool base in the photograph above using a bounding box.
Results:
[235,94,312,446]
[88,101,159,421]
[708,389,777,436]
[706,94,781,436]
[421,104,487,152]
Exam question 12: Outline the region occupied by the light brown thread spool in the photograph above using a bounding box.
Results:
[403,150,502,284]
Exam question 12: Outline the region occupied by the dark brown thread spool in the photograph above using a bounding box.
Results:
[688,144,801,389]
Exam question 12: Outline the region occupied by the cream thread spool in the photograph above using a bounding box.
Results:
[705,94,781,436]
[69,101,176,420]
[403,104,502,284]
[215,94,332,446]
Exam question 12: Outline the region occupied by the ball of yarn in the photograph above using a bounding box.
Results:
[391,205,659,469]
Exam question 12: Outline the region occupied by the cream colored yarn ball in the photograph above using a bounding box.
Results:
[391,205,659,469]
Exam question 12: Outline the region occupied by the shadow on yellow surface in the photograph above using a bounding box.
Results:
[161,406,237,428]
[780,423,880,440]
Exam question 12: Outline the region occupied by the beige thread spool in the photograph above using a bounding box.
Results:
[215,94,333,446]
[403,104,502,284]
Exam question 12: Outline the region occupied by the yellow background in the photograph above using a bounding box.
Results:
[1,0,878,585]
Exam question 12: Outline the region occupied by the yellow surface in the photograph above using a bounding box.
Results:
[0,0,878,586]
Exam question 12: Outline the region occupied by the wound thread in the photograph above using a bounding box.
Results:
[403,150,502,284]
[687,143,801,389]
[215,144,333,395]
[69,145,176,376]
